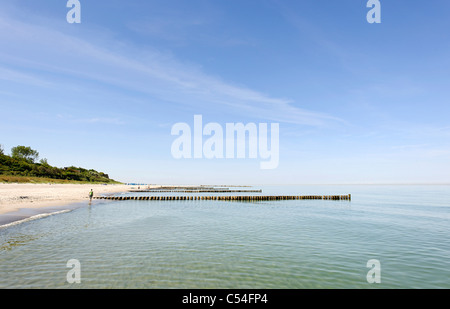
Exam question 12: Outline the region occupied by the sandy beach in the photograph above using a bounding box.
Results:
[0,183,131,215]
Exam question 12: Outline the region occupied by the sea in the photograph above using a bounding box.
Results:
[0,185,449,289]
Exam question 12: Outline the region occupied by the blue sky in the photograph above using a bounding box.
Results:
[1,0,449,184]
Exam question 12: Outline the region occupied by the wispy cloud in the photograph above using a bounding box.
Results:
[0,66,52,87]
[55,114,125,126]
[0,11,343,128]
[127,17,208,43]
[76,117,125,125]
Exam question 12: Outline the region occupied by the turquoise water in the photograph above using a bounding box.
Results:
[0,185,449,289]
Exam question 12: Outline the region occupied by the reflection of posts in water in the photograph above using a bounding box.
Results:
[85,203,92,228]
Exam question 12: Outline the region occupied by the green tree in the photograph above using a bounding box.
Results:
[0,144,4,155]
[11,146,39,163]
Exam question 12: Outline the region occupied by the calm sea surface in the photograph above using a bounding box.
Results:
[0,185,449,289]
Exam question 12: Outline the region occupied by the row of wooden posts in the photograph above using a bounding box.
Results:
[128,189,263,193]
[94,194,351,201]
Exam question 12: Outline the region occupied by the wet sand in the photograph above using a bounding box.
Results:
[0,183,216,227]
[0,183,131,216]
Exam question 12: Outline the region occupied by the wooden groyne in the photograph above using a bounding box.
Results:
[128,189,263,193]
[94,194,351,201]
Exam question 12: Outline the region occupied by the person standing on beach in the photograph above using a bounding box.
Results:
[89,189,94,202]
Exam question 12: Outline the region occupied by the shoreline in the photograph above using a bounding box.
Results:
[0,202,84,228]
[0,183,133,227]
[0,183,233,227]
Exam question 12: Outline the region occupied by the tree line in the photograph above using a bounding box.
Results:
[0,144,118,183]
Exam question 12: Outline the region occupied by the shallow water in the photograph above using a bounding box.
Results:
[0,185,449,288]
